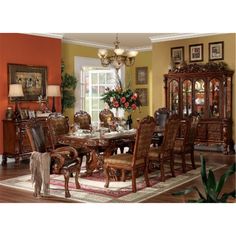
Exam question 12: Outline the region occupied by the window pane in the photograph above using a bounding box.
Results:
[92,86,98,97]
[99,73,106,83]
[91,73,98,84]
[92,98,99,109]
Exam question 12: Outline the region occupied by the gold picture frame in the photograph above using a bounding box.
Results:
[8,63,47,101]
[136,67,148,84]
[135,88,148,106]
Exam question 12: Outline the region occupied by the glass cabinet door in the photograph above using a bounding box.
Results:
[209,79,220,118]
[194,79,205,116]
[169,80,179,114]
[182,79,192,117]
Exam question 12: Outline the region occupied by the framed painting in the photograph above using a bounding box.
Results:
[8,64,47,101]
[189,43,204,62]
[209,41,224,61]
[135,88,148,106]
[136,67,148,84]
[171,46,184,64]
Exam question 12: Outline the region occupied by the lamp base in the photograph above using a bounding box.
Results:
[52,96,56,113]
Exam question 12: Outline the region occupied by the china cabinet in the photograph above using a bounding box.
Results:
[164,63,234,154]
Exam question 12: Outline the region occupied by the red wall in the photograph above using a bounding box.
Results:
[0,33,61,154]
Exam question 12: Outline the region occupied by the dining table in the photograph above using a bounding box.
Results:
[57,129,137,176]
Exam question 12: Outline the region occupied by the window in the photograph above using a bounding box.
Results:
[74,57,125,123]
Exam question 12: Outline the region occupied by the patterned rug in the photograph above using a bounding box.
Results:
[0,162,225,203]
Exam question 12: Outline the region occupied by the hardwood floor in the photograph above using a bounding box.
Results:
[0,151,235,203]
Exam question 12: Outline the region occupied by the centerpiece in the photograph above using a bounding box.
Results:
[101,85,141,112]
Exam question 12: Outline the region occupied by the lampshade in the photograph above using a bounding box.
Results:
[47,85,61,97]
[8,84,24,97]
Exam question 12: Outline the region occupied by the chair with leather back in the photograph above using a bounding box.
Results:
[173,114,199,173]
[26,118,81,198]
[147,115,180,182]
[74,110,91,130]
[104,116,156,193]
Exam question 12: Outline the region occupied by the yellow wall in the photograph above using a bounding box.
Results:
[62,42,152,126]
[152,33,236,143]
[61,42,98,121]
[126,50,152,127]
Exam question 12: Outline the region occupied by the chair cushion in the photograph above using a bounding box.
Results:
[104,153,144,166]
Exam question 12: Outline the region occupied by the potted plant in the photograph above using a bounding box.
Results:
[61,62,77,113]
[172,155,236,203]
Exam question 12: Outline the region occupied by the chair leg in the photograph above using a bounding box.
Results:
[64,171,71,198]
[131,169,137,192]
[75,168,81,189]
[190,151,196,169]
[181,153,186,173]
[160,157,165,182]
[170,156,175,177]
[104,165,110,188]
[144,164,150,187]
[121,169,126,182]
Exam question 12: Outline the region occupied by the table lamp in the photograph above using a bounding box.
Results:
[8,84,24,120]
[47,85,61,112]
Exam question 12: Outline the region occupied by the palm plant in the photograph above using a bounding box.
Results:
[172,155,236,203]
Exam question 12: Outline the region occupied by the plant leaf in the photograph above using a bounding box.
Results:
[216,163,236,196]
[172,188,194,196]
[220,190,236,202]
[193,186,206,200]
[200,155,207,186]
[207,169,216,190]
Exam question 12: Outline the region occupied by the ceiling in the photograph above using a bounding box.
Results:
[47,33,218,51]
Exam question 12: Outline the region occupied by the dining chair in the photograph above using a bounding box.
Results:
[173,114,199,173]
[99,109,114,128]
[104,116,156,193]
[26,118,81,198]
[147,115,180,182]
[46,113,70,149]
[74,110,91,130]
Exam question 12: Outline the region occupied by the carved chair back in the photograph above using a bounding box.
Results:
[74,110,91,129]
[161,116,181,152]
[99,109,114,128]
[47,113,70,149]
[133,116,156,166]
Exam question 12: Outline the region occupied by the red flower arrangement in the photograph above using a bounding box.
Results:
[101,87,141,112]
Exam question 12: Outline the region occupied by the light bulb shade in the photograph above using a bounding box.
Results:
[98,49,108,57]
[114,48,124,56]
[47,85,61,97]
[127,50,138,58]
[8,84,24,97]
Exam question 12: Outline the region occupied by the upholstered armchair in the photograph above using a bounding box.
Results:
[148,116,180,182]
[26,118,81,198]
[46,113,70,149]
[104,116,156,193]
[173,115,199,173]
[74,110,91,130]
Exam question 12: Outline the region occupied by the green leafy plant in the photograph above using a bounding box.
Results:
[172,155,236,203]
[61,72,77,113]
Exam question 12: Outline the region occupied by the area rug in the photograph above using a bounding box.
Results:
[0,162,225,203]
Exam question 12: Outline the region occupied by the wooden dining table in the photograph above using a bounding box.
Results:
[58,129,136,176]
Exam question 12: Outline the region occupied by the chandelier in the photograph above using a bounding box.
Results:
[98,34,138,71]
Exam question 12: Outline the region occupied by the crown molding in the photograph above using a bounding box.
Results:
[149,33,222,43]
[63,39,152,52]
[24,33,64,39]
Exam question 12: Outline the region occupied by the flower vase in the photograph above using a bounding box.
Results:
[114,108,124,118]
